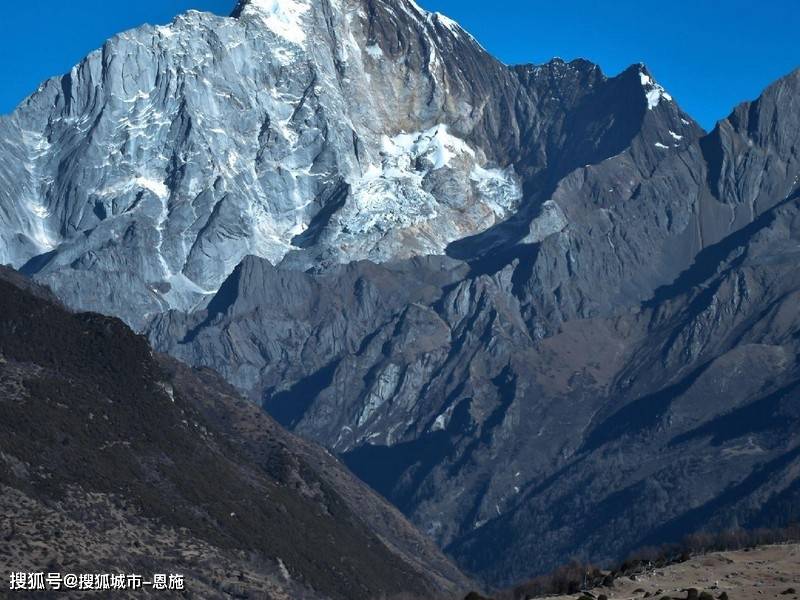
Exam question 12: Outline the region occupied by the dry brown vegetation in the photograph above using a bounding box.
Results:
[0,267,465,600]
[495,526,800,600]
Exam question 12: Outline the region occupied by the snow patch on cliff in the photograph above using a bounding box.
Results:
[365,44,383,59]
[435,13,462,37]
[381,124,475,170]
[240,0,310,46]
[134,177,169,200]
[639,71,673,110]
[342,125,519,239]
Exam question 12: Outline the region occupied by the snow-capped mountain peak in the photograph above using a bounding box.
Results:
[0,0,534,327]
[233,0,311,45]
[0,0,699,332]
[638,67,673,109]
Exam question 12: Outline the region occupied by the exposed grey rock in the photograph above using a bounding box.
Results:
[2,0,800,589]
[0,0,702,330]
[147,67,800,585]
[0,0,540,329]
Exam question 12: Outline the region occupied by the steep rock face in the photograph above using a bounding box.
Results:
[701,70,800,221]
[3,0,800,588]
[449,192,800,583]
[149,254,468,397]
[0,0,525,329]
[147,68,800,585]
[0,0,701,331]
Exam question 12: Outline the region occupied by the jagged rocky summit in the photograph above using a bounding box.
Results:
[0,0,701,329]
[1,0,526,328]
[1,0,799,588]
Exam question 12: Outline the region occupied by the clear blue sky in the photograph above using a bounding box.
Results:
[1,0,798,129]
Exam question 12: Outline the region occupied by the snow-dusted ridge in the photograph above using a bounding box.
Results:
[236,0,310,45]
[639,69,673,109]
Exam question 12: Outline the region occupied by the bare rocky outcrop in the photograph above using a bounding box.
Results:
[1,0,799,588]
[148,67,800,585]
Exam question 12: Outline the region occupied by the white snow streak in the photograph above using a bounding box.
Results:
[365,44,384,59]
[432,414,447,431]
[241,0,310,46]
[639,71,673,110]
[381,124,475,170]
[134,177,169,199]
[435,13,461,37]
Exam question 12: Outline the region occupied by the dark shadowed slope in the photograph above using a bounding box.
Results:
[0,266,470,599]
